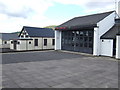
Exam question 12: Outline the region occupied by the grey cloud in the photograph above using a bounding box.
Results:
[0,2,6,12]
[85,1,114,9]
[0,2,34,19]
[5,7,34,18]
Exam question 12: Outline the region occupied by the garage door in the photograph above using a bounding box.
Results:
[61,30,94,54]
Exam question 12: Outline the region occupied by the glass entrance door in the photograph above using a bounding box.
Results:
[61,30,94,54]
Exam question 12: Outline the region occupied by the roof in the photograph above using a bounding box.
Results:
[117,31,120,35]
[19,26,55,37]
[0,33,18,40]
[101,24,120,39]
[55,11,114,30]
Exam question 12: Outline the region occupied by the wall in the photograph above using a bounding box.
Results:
[116,35,120,59]
[10,37,55,51]
[0,39,2,48]
[100,39,113,57]
[17,40,34,50]
[32,37,42,50]
[42,38,54,49]
[27,40,34,50]
[17,40,27,50]
[2,40,10,48]
[10,40,14,49]
[93,12,115,56]
[118,1,120,17]
[55,30,61,50]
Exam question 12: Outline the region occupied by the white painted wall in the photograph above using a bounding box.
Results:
[32,37,42,50]
[55,30,61,50]
[116,35,120,59]
[0,39,2,48]
[97,12,115,37]
[27,40,34,50]
[18,40,34,50]
[2,40,10,48]
[43,38,54,49]
[10,37,54,51]
[10,40,14,49]
[17,40,27,50]
[93,12,115,56]
[118,1,120,17]
[93,27,99,55]
[100,39,113,57]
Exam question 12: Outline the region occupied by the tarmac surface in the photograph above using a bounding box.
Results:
[2,50,119,88]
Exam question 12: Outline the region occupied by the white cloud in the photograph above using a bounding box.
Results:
[0,0,54,33]
[0,0,119,33]
[53,0,116,14]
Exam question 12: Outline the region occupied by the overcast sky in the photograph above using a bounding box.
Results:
[0,0,119,33]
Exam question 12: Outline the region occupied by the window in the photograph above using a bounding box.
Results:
[29,41,31,44]
[17,41,20,44]
[84,43,87,47]
[76,31,79,36]
[89,37,92,42]
[84,37,88,42]
[26,35,29,38]
[4,41,7,44]
[88,31,92,36]
[11,41,13,44]
[80,43,83,47]
[80,37,83,41]
[34,39,38,46]
[44,39,47,46]
[86,31,89,36]
[80,31,84,36]
[89,43,93,48]
[21,35,24,38]
[23,32,26,35]
[52,39,55,45]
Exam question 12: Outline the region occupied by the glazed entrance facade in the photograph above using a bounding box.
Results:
[61,30,94,54]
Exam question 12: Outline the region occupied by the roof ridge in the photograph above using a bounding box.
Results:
[23,26,52,29]
[74,11,115,19]
[0,33,17,34]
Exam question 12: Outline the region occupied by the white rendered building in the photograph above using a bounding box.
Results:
[10,26,55,51]
[55,11,120,59]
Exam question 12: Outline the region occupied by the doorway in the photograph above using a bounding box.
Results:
[61,30,94,54]
[13,40,17,50]
[113,39,116,56]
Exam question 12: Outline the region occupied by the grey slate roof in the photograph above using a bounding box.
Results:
[0,33,18,40]
[117,31,120,35]
[101,24,120,39]
[56,11,114,30]
[19,26,54,37]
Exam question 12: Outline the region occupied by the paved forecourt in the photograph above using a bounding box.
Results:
[2,50,118,88]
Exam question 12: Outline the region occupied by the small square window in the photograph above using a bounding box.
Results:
[29,42,31,44]
[23,32,26,35]
[17,42,20,44]
[21,35,24,37]
[26,35,29,38]
[4,41,7,44]
[11,41,13,44]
